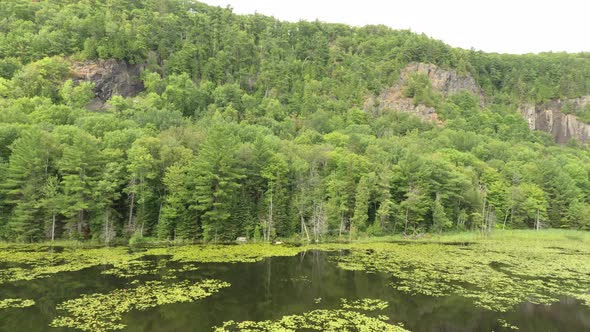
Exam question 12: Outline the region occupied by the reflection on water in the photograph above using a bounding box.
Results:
[1,250,589,332]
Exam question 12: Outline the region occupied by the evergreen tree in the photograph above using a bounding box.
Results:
[1,130,56,241]
[193,124,245,241]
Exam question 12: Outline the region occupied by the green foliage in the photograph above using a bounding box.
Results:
[0,57,22,79]
[128,234,151,247]
[193,124,245,241]
[432,194,451,232]
[403,73,440,107]
[11,57,70,101]
[61,80,95,108]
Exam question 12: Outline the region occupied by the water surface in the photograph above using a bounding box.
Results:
[1,248,589,331]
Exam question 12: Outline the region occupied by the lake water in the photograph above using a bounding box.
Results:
[1,248,589,332]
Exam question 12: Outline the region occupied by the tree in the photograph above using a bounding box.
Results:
[351,174,372,235]
[162,73,203,117]
[261,153,289,240]
[159,160,196,240]
[432,193,451,233]
[516,183,548,229]
[193,124,245,241]
[400,185,429,234]
[1,130,56,241]
[93,148,126,244]
[56,126,102,239]
[37,176,64,241]
[126,140,159,235]
[60,80,95,108]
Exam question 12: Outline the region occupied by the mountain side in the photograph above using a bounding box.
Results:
[1,0,590,243]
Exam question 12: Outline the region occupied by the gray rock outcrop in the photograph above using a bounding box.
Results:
[365,62,481,123]
[520,96,590,144]
[71,59,144,110]
[399,62,481,97]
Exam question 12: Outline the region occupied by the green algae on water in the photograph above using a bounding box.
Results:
[216,297,399,331]
[0,246,145,284]
[0,298,35,309]
[50,279,230,332]
[340,298,389,311]
[323,235,590,312]
[0,243,303,284]
[215,309,409,332]
[145,243,305,264]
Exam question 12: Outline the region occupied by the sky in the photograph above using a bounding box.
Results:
[199,0,589,54]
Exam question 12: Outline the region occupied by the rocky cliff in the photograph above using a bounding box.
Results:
[399,62,481,97]
[520,96,590,144]
[365,62,481,123]
[71,59,144,110]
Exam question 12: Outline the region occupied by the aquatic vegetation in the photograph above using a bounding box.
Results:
[144,244,304,264]
[0,298,35,309]
[50,279,230,331]
[497,319,519,330]
[216,297,397,331]
[340,298,389,311]
[215,309,409,332]
[0,243,303,284]
[324,234,590,312]
[3,232,590,332]
[100,259,160,278]
[0,246,145,284]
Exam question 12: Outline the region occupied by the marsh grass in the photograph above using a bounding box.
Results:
[350,229,590,245]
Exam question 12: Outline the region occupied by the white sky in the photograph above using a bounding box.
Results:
[200,0,589,54]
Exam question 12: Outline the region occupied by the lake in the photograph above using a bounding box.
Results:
[1,232,590,331]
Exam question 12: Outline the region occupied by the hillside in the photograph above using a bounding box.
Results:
[1,0,590,242]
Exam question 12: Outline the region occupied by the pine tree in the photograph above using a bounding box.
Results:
[1,130,55,241]
[56,127,102,239]
[193,124,244,241]
[351,175,371,235]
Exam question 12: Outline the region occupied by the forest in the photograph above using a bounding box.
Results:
[1,0,590,243]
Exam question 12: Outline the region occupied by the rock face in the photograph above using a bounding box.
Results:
[71,59,144,109]
[365,62,481,123]
[400,62,481,97]
[520,96,590,144]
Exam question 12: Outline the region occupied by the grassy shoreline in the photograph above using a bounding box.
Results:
[2,229,589,248]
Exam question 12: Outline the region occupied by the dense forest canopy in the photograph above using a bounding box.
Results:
[1,0,590,242]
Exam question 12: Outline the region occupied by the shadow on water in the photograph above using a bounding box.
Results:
[1,250,590,332]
